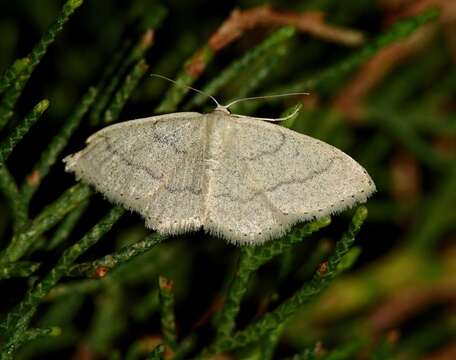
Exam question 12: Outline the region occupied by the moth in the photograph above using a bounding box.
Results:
[64,76,375,244]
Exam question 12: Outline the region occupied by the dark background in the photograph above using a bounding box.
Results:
[0,0,455,359]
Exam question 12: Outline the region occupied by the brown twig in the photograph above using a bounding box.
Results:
[208,5,364,52]
[156,5,365,111]
[390,0,456,24]
[332,25,434,121]
[333,0,456,121]
[388,1,456,59]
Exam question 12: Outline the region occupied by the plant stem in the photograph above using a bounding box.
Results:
[0,261,41,280]
[147,344,165,360]
[0,184,92,264]
[0,99,49,162]
[0,165,28,233]
[201,207,367,358]
[215,216,331,340]
[66,232,166,277]
[158,276,178,350]
[187,26,296,108]
[0,58,30,95]
[103,60,149,124]
[0,0,84,131]
[0,206,125,359]
[20,87,97,206]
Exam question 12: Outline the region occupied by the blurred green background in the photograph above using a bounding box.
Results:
[0,0,455,359]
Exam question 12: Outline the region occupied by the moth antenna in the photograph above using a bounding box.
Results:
[225,92,310,109]
[150,73,222,108]
[232,105,301,122]
[276,105,301,122]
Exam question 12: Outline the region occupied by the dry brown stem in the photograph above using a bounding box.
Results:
[332,25,434,121]
[208,5,364,52]
[333,0,456,122]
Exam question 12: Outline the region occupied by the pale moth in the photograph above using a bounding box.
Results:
[64,76,375,245]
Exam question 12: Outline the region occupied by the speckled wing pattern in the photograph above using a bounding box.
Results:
[204,113,375,244]
[64,110,375,245]
[64,112,208,235]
